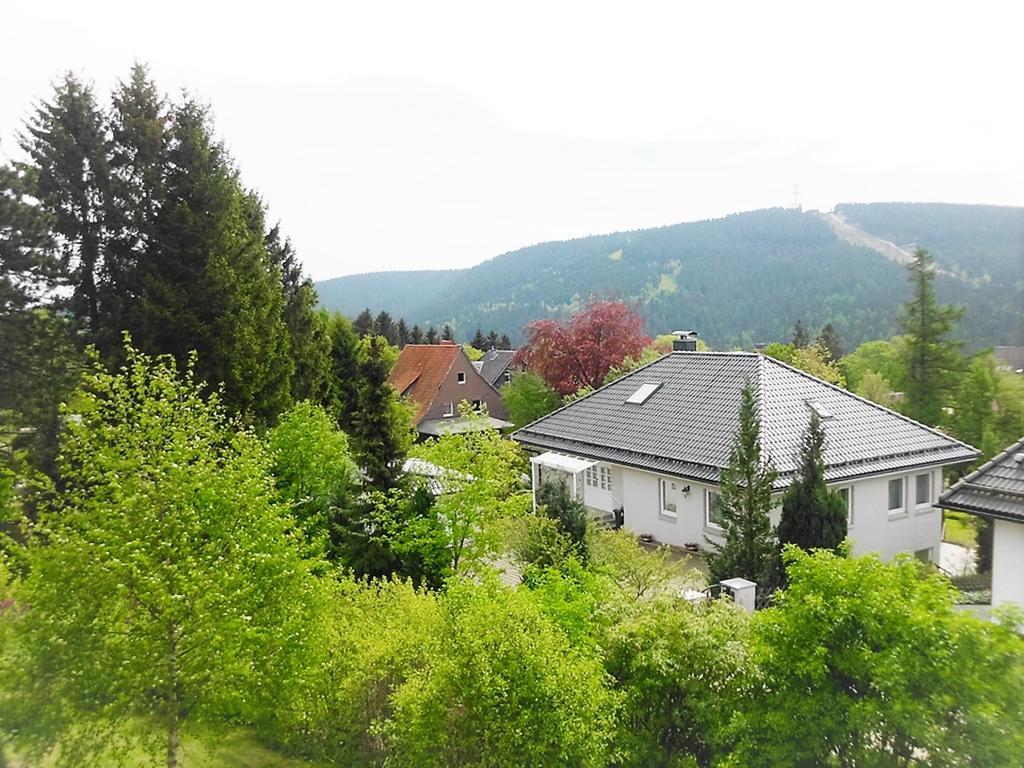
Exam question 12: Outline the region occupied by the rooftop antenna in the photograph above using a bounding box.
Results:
[792,181,802,211]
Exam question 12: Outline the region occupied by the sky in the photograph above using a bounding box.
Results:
[2,1,1022,280]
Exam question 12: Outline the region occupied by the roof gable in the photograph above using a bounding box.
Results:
[478,349,516,385]
[514,351,978,487]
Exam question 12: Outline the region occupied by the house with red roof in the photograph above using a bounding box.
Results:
[388,341,511,436]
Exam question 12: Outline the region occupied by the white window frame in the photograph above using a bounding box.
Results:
[659,478,678,519]
[443,401,455,417]
[838,486,854,527]
[914,472,932,508]
[887,477,905,516]
[600,466,612,491]
[585,466,598,488]
[457,371,466,384]
[705,489,723,530]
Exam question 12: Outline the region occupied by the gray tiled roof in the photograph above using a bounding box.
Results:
[938,436,1024,522]
[514,351,979,489]
[477,349,516,386]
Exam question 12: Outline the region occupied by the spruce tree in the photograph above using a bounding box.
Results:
[706,382,778,589]
[442,323,454,341]
[776,412,847,556]
[816,323,842,362]
[353,307,375,336]
[396,318,409,347]
[471,328,488,351]
[499,333,512,349]
[900,248,963,426]
[487,330,500,348]
[375,310,398,346]
[409,324,424,344]
[327,313,362,433]
[350,335,414,490]
[791,320,810,349]
[425,325,439,344]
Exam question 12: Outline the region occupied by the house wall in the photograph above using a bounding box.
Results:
[585,462,943,563]
[422,350,508,422]
[993,519,1024,610]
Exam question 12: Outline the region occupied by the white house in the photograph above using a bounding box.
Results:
[514,342,979,564]
[938,437,1024,612]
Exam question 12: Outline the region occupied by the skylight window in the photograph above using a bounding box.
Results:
[806,399,834,420]
[626,382,662,405]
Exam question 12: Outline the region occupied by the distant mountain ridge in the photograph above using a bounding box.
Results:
[316,204,1024,350]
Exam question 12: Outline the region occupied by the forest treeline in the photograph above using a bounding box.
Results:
[318,204,1023,349]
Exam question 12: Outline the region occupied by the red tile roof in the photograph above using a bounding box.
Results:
[387,343,462,425]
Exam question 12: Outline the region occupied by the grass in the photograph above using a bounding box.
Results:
[7,729,328,768]
[943,510,977,548]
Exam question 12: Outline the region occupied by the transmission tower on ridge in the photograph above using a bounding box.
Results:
[792,182,802,211]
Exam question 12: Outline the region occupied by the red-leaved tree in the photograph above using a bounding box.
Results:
[514,299,650,396]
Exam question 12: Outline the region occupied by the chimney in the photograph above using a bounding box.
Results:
[671,330,699,352]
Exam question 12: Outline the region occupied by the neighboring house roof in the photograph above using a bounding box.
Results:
[388,343,463,425]
[938,436,1024,523]
[513,351,978,489]
[476,349,516,386]
[994,346,1024,374]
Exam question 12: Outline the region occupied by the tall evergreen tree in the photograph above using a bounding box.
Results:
[706,382,778,590]
[441,323,454,342]
[900,248,963,426]
[20,72,112,342]
[776,412,847,558]
[353,307,375,336]
[471,328,487,351]
[425,325,439,344]
[133,100,292,424]
[375,310,398,346]
[499,333,512,349]
[396,318,410,348]
[267,224,331,404]
[816,323,842,362]
[487,330,500,348]
[327,313,362,433]
[791,320,810,349]
[350,335,414,490]
[409,324,424,345]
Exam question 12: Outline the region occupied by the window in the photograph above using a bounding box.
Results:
[915,473,931,506]
[443,401,455,417]
[457,371,466,384]
[626,382,662,405]
[706,489,723,529]
[600,466,612,491]
[585,466,598,487]
[838,486,854,526]
[806,399,834,420]
[888,477,904,513]
[503,370,512,384]
[660,479,677,517]
[471,399,483,412]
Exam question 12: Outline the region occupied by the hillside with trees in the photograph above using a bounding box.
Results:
[318,205,1023,349]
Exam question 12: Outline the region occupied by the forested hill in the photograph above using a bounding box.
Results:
[317,205,1024,349]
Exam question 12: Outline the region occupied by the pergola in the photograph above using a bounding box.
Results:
[528,451,596,510]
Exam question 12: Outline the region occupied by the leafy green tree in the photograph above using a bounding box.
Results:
[409,414,530,575]
[900,248,964,426]
[839,337,907,392]
[0,343,320,768]
[706,382,778,588]
[535,480,588,561]
[589,528,687,601]
[951,352,1024,461]
[776,412,847,558]
[763,342,845,387]
[854,370,895,407]
[604,597,752,767]
[501,370,562,428]
[729,547,1024,767]
[268,401,358,558]
[350,335,415,490]
[386,581,617,768]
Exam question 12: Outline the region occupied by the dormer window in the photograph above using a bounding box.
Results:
[457,372,466,384]
[626,382,662,405]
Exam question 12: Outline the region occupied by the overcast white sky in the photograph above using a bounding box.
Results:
[3,1,1022,280]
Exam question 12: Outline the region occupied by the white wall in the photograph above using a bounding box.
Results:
[607,463,943,562]
[993,519,1024,611]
